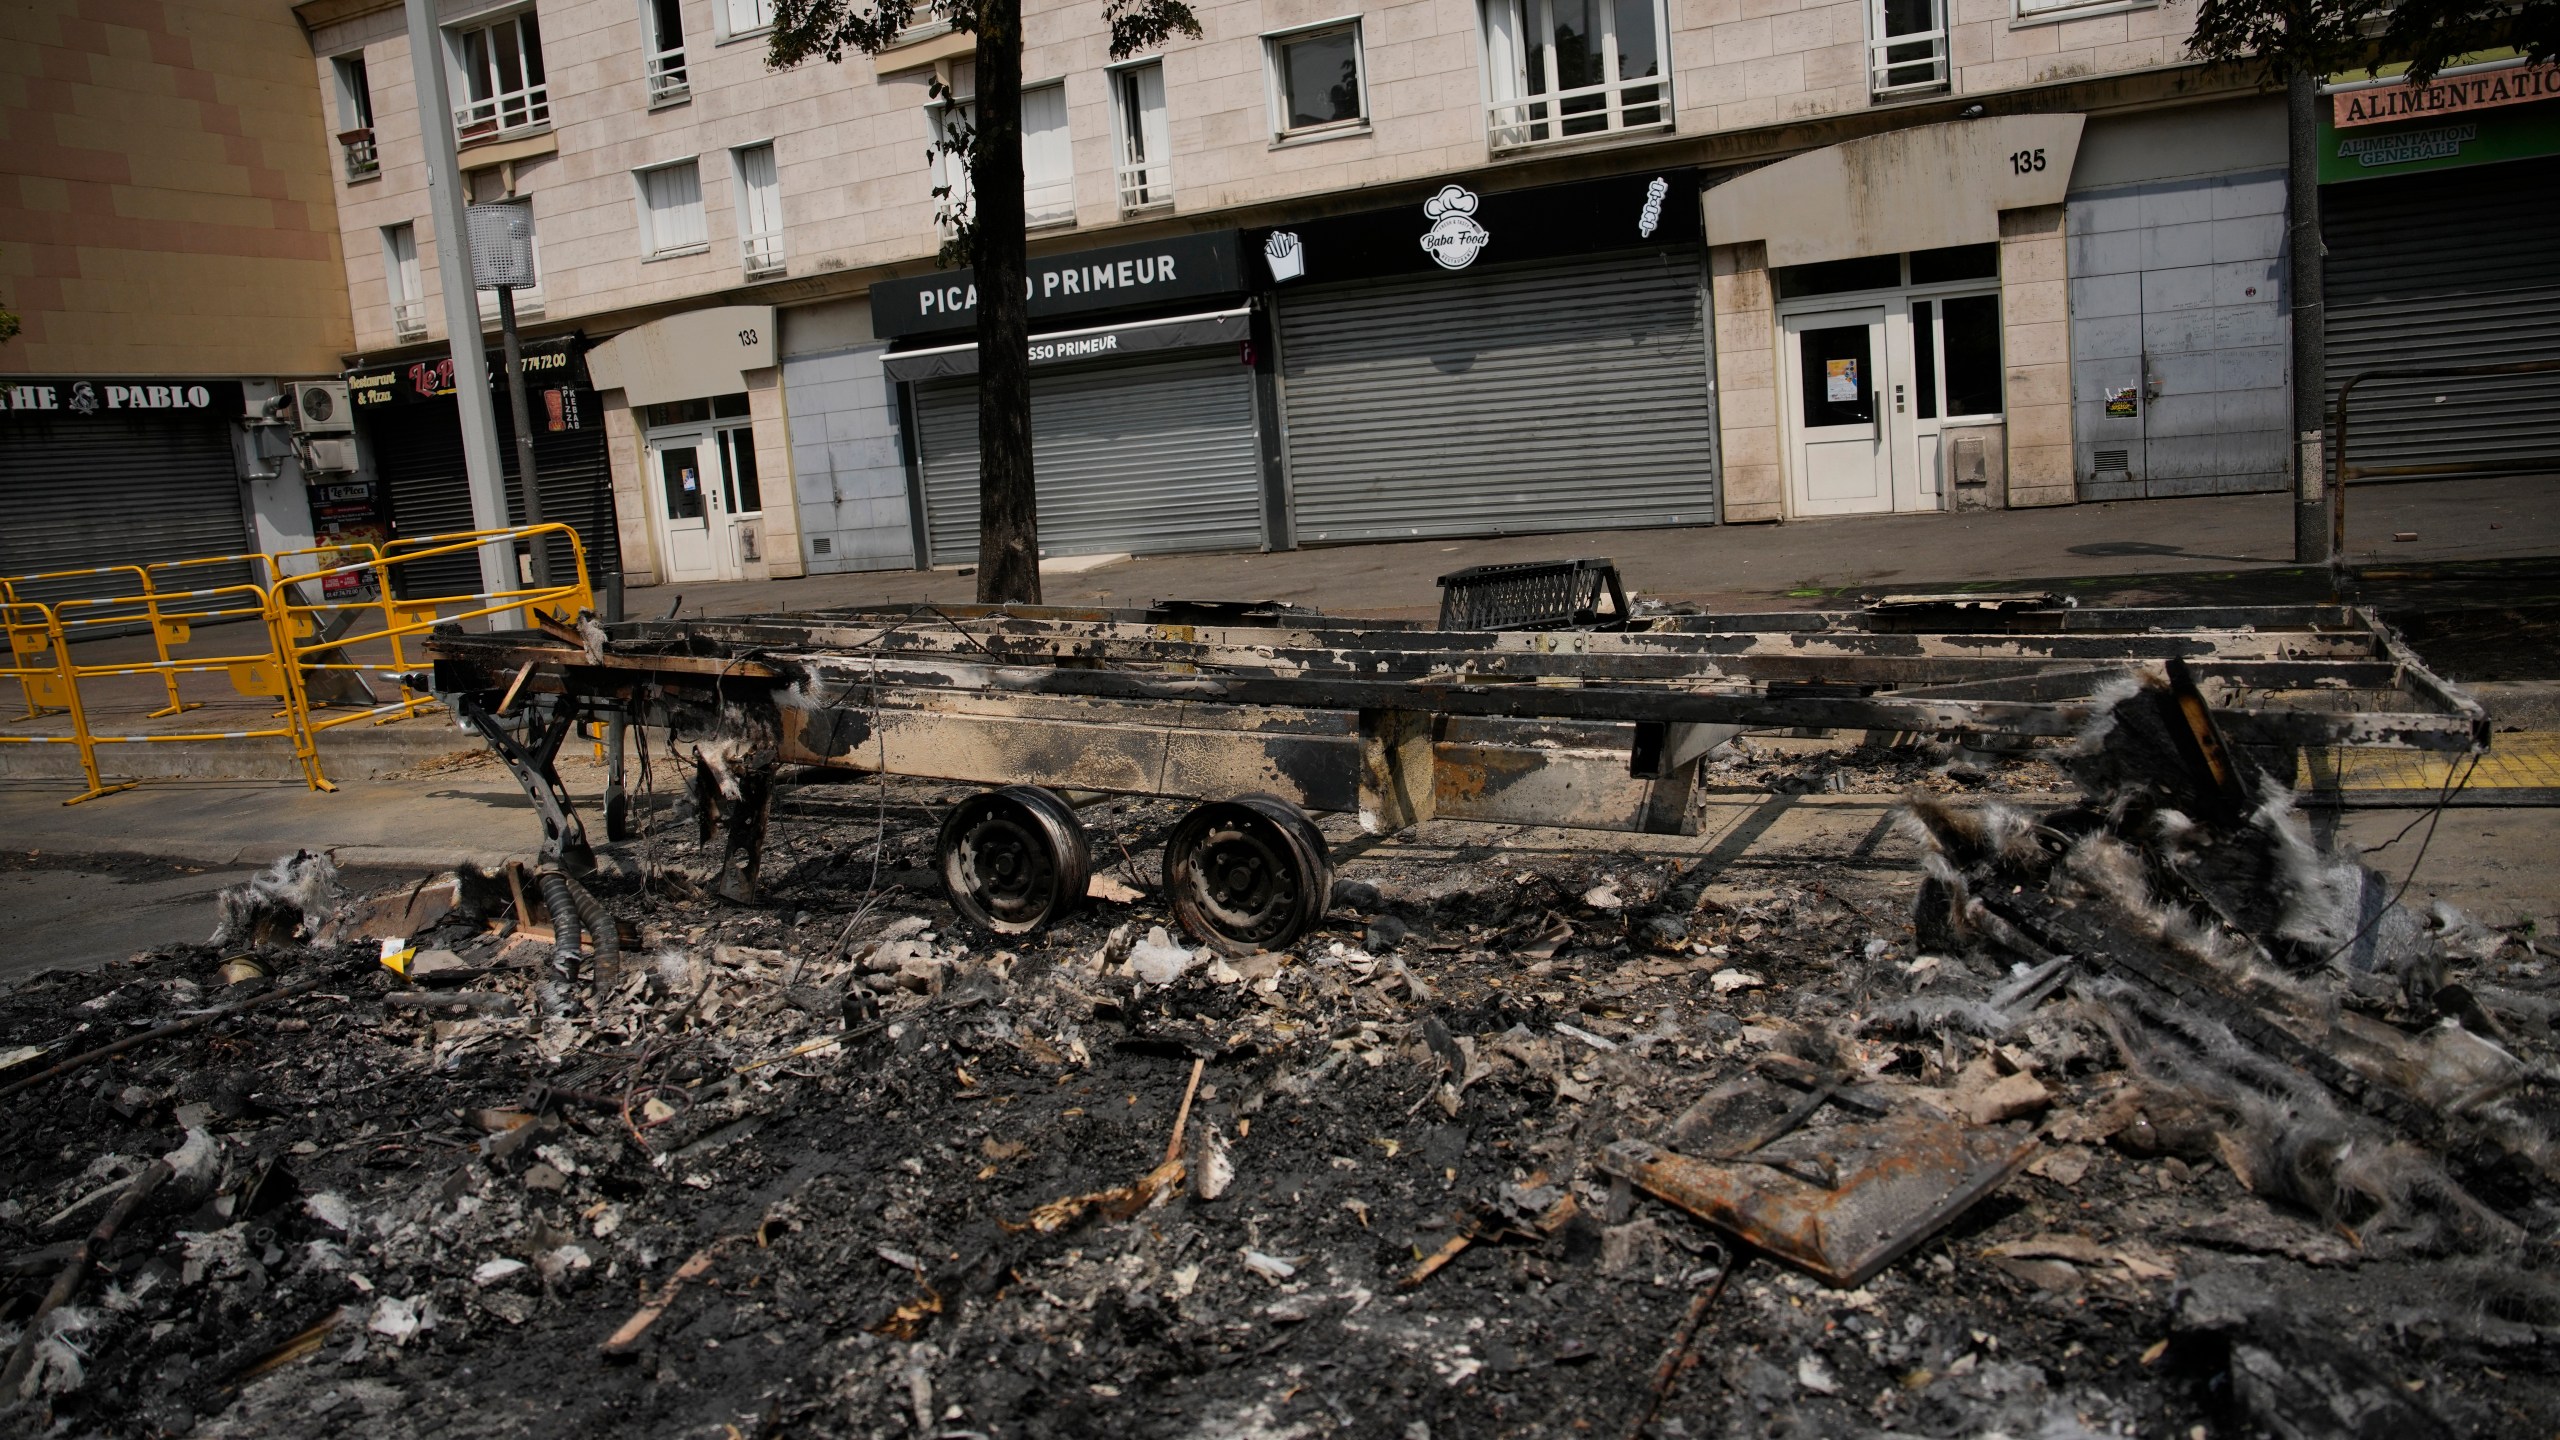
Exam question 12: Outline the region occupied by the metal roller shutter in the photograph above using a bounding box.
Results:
[370,393,621,600]
[0,412,251,609]
[915,351,1263,566]
[2323,155,2560,480]
[1278,250,1717,544]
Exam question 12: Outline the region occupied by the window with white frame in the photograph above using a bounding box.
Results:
[1481,0,1668,150]
[1265,20,1366,140]
[719,0,775,39]
[1868,0,1948,98]
[733,143,785,276]
[635,158,708,258]
[473,200,544,320]
[1023,82,1074,227]
[1113,60,1171,212]
[382,223,426,340]
[642,0,688,104]
[448,10,549,141]
[924,69,1074,230]
[2013,0,2149,19]
[332,54,378,180]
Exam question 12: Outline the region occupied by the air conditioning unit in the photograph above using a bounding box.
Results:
[302,436,359,473]
[294,380,354,435]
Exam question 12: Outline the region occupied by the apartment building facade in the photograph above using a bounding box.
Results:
[287,0,2560,588]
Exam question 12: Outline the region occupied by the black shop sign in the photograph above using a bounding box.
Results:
[2,377,246,418]
[348,336,589,410]
[870,231,1246,339]
[1247,169,1699,288]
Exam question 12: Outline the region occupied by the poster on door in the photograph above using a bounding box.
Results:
[2104,386,2139,418]
[1825,359,1860,403]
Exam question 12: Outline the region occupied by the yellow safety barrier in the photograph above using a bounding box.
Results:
[0,599,134,803]
[53,582,328,796]
[0,564,156,718]
[278,524,591,741]
[0,523,594,805]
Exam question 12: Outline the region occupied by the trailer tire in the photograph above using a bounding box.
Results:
[1165,795,1331,954]
[938,785,1092,935]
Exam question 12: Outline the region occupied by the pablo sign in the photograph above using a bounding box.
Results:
[3,378,246,418]
[870,232,1246,338]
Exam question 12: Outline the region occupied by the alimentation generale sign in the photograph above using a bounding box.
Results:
[2320,59,2560,182]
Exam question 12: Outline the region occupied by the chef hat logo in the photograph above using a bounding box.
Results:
[1422,184,1480,220]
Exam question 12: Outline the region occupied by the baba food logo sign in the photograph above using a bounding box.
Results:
[1419,185,1489,270]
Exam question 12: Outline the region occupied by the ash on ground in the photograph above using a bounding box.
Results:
[3,718,2554,1439]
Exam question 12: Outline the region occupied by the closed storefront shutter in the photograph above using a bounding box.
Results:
[1277,250,1717,543]
[2323,154,2560,480]
[915,350,1263,566]
[0,411,251,607]
[368,393,621,600]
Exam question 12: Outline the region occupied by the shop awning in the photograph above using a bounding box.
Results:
[882,307,1251,382]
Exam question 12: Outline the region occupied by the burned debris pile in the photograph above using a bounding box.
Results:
[3,689,2555,1436]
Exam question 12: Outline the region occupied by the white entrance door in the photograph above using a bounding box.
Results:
[651,430,725,583]
[1783,307,1893,517]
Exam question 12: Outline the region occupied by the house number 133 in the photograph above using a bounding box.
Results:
[2009,148,2047,174]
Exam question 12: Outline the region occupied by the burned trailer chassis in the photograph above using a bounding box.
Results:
[425,599,2488,953]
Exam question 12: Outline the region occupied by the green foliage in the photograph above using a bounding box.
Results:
[2383,0,2560,84]
[2188,0,2558,84]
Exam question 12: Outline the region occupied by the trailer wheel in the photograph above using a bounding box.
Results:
[938,785,1092,934]
[1164,795,1331,954]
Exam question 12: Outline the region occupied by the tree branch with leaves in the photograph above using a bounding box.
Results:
[770,0,1200,604]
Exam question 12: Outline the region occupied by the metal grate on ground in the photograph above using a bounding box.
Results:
[2299,730,2560,793]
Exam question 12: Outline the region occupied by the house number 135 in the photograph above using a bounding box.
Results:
[2009,148,2047,174]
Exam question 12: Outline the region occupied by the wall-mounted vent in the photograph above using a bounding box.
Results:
[811,536,832,555]
[2094,448,2132,472]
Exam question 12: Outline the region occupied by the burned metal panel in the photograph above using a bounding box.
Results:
[1433,735,1685,834]
[1604,1121,2040,1288]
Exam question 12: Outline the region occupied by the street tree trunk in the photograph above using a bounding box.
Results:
[972,0,1041,606]
[2287,64,2333,565]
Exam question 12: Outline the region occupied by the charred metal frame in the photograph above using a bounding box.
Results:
[427,597,2485,898]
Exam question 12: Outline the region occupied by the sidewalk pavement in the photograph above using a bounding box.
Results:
[661,475,2553,620]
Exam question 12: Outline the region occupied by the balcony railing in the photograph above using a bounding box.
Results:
[646,45,689,105]
[1026,179,1076,228]
[391,299,429,342]
[1868,21,1949,96]
[741,230,785,278]
[454,81,549,143]
[339,128,379,181]
[1485,76,1670,152]
[1116,159,1172,213]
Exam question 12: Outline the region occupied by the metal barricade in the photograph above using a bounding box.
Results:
[0,564,161,718]
[0,524,593,803]
[274,523,592,741]
[0,600,133,804]
[51,582,329,793]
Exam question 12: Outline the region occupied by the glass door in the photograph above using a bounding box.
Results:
[651,430,723,583]
[1784,307,1894,517]
[712,422,763,574]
